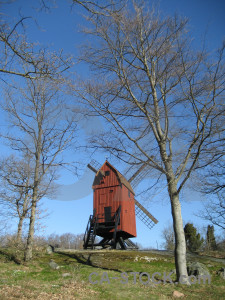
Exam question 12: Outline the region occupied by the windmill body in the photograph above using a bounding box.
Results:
[93,161,136,239]
[83,160,158,249]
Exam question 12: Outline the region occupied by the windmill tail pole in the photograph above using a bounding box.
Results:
[87,164,98,174]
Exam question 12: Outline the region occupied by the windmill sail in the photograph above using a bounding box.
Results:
[87,159,102,174]
[128,162,158,230]
[128,164,147,184]
[128,161,152,189]
[134,199,158,229]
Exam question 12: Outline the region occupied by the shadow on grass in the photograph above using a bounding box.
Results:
[57,251,178,285]
[0,249,22,265]
[56,251,134,274]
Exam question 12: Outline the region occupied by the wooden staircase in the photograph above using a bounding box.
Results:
[83,206,122,249]
[83,215,97,249]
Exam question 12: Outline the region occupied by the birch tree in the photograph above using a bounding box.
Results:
[2,76,76,261]
[77,4,225,282]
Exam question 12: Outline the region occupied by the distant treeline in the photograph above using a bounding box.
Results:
[0,232,84,250]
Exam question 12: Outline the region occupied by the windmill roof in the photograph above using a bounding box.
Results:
[105,161,135,195]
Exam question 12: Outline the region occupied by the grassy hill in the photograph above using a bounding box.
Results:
[0,248,224,299]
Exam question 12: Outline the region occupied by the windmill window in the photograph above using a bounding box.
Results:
[128,190,130,198]
[105,171,110,176]
[110,190,113,193]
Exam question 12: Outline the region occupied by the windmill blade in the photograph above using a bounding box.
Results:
[128,161,152,188]
[87,159,102,174]
[135,199,158,230]
[128,164,147,183]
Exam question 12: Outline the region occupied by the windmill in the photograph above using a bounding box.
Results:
[83,159,158,250]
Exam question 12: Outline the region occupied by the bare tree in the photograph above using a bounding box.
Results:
[0,14,71,81]
[0,0,125,82]
[0,155,56,245]
[0,217,8,241]
[34,0,123,14]
[2,75,77,261]
[161,224,175,251]
[0,0,124,257]
[0,155,33,245]
[199,157,225,194]
[200,193,225,230]
[77,4,225,282]
[59,233,83,249]
[72,0,126,15]
[47,232,84,249]
[196,156,225,229]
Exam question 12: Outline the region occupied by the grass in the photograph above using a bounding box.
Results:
[0,247,224,299]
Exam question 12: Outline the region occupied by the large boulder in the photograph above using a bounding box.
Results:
[46,245,54,254]
[217,267,225,279]
[49,259,60,270]
[187,262,210,277]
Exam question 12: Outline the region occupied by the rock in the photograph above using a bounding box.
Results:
[217,268,225,279]
[187,262,210,277]
[172,291,184,298]
[49,259,60,270]
[62,273,71,277]
[134,256,158,262]
[46,245,54,254]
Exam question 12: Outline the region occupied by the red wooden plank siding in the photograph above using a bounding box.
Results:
[93,161,136,238]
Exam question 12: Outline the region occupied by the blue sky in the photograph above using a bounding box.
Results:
[1,0,224,248]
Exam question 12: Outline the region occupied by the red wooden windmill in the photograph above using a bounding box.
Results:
[83,160,158,249]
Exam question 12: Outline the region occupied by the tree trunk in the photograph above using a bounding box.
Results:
[168,178,189,284]
[16,192,29,246]
[24,190,37,261]
[159,141,189,284]
[24,142,41,261]
[24,119,42,262]
[24,160,39,262]
[16,216,25,245]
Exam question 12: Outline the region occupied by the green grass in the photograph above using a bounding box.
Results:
[0,248,224,299]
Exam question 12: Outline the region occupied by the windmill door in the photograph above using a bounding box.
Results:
[104,206,112,222]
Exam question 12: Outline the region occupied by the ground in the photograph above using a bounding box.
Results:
[0,248,224,299]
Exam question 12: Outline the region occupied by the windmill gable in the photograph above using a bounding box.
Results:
[92,161,135,195]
